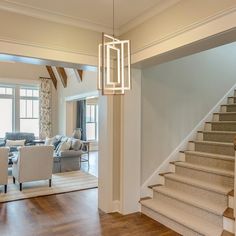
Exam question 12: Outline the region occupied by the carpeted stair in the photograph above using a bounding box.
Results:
[140,92,236,235]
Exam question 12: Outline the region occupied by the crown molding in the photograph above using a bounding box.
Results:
[0,0,115,34]
[0,0,181,35]
[119,0,182,35]
[132,5,236,55]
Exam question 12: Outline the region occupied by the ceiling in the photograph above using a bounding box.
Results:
[0,0,181,34]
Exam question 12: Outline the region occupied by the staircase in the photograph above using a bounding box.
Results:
[140,94,236,235]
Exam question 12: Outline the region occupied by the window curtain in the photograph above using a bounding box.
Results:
[39,78,52,139]
[76,100,87,140]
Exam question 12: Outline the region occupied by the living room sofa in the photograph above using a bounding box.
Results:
[0,132,35,152]
[46,135,85,173]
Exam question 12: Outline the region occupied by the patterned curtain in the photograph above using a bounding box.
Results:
[39,78,52,139]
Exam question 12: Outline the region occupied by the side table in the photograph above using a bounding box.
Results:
[80,141,90,169]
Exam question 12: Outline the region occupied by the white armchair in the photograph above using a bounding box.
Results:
[12,145,54,191]
[0,147,9,193]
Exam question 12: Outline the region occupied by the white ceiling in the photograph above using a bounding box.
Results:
[0,0,181,34]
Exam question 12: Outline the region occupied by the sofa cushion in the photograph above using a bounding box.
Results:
[60,150,83,157]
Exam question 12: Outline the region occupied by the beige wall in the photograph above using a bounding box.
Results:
[0,10,101,58]
[122,0,236,54]
[141,42,236,184]
[57,69,97,135]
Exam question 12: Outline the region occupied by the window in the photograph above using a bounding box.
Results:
[0,86,13,138]
[0,85,39,138]
[20,88,39,137]
[86,104,98,141]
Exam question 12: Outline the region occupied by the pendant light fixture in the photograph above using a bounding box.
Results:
[98,0,131,95]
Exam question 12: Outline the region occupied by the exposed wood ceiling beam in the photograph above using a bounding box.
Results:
[46,65,57,89]
[56,67,67,88]
[77,69,83,82]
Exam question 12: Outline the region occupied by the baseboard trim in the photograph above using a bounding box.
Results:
[141,83,236,197]
[112,200,120,213]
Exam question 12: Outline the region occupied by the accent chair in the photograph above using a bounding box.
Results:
[0,147,9,193]
[12,145,54,191]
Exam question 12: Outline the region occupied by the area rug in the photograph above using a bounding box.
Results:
[0,171,98,203]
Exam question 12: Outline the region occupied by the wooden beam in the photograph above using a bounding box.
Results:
[56,67,67,88]
[46,66,57,89]
[77,69,83,82]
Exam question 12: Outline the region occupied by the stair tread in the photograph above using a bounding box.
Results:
[153,185,226,215]
[184,150,234,161]
[223,208,235,220]
[165,173,233,195]
[193,140,234,146]
[214,112,236,115]
[175,162,234,177]
[221,230,234,236]
[141,198,223,236]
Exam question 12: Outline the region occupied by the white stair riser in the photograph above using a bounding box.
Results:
[179,152,185,161]
[228,196,234,208]
[168,164,175,172]
[165,178,228,207]
[175,166,234,188]
[194,143,234,156]
[197,132,204,141]
[223,217,235,233]
[185,154,234,171]
[213,114,220,121]
[221,105,227,112]
[188,142,195,151]
[202,132,236,143]
[153,192,223,227]
[204,123,212,131]
[227,97,235,104]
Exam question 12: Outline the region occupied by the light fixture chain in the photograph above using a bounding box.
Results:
[113,0,115,37]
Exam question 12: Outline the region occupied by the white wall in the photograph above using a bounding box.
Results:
[57,69,97,135]
[141,42,236,184]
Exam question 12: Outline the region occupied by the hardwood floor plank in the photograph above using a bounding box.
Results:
[0,189,180,236]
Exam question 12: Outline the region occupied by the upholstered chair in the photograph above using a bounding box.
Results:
[0,147,9,193]
[12,145,54,191]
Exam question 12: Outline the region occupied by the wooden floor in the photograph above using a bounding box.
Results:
[0,188,180,236]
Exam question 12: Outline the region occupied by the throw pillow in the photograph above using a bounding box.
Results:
[6,139,25,147]
[56,139,72,154]
[45,137,55,145]
[71,139,82,151]
[45,136,61,150]
[52,139,61,150]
